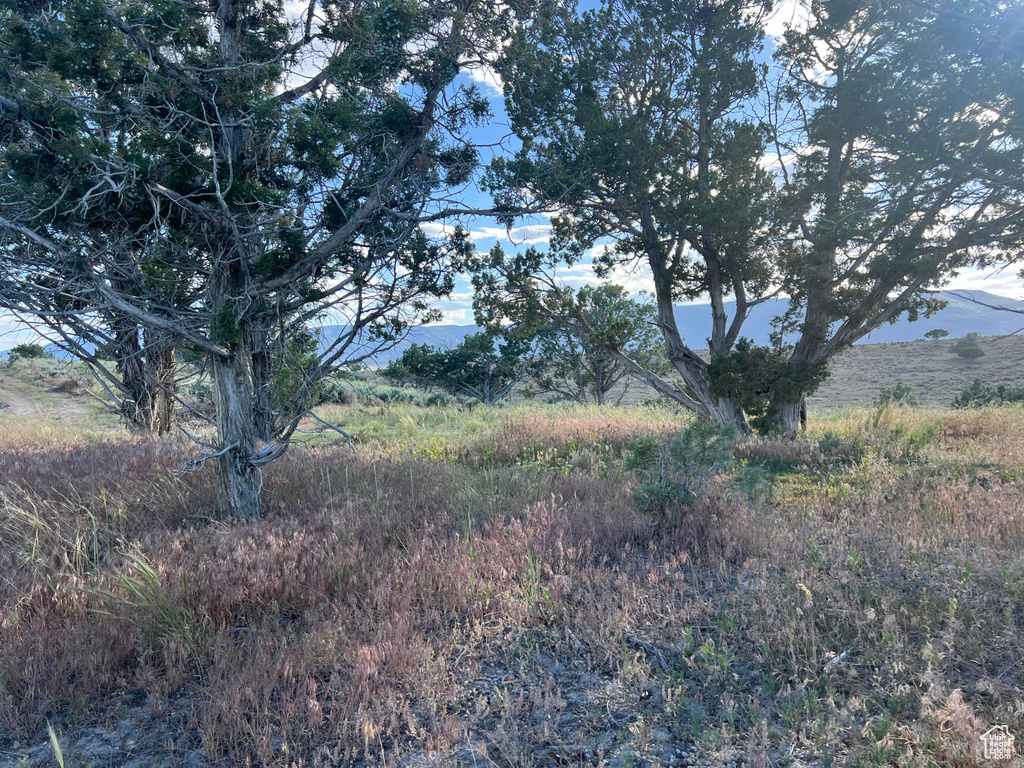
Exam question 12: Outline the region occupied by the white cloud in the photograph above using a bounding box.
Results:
[469,222,552,244]
[945,266,1024,300]
[419,222,449,238]
[466,64,504,98]
[760,150,799,173]
[764,0,810,40]
[421,218,553,246]
[544,247,655,296]
[430,291,475,325]
[439,307,470,323]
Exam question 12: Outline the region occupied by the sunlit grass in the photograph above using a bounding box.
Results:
[2,387,1023,765]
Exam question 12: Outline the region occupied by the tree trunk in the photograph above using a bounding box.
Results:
[212,350,262,519]
[150,348,175,437]
[144,332,176,436]
[249,322,276,442]
[765,398,803,440]
[700,385,749,431]
[114,323,157,433]
[638,230,751,433]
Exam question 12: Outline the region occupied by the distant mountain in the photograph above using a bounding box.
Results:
[5,290,1021,362]
[669,289,1024,348]
[313,324,482,366]
[322,289,1024,365]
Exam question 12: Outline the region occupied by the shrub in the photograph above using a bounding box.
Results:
[875,380,919,407]
[318,377,360,405]
[952,379,1024,409]
[949,332,985,360]
[625,419,736,514]
[321,379,476,408]
[8,343,53,360]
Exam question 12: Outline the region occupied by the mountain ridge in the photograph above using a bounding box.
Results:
[315,289,1024,365]
[4,289,1021,362]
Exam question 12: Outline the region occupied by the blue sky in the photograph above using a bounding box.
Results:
[422,0,1024,325]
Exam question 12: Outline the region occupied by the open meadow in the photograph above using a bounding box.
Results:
[1,358,1024,767]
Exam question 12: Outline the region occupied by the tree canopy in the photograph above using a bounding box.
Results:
[482,0,785,428]
[384,332,529,404]
[480,0,1024,436]
[765,0,1024,433]
[0,0,510,516]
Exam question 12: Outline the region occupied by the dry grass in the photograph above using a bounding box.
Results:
[807,334,1024,410]
[1,400,1023,766]
[603,334,1024,412]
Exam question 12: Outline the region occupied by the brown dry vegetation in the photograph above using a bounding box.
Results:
[1,388,1024,766]
[600,335,1024,412]
[807,334,1024,410]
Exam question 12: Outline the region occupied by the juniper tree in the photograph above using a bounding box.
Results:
[383,332,530,404]
[527,285,666,405]
[481,0,781,431]
[0,0,507,516]
[764,0,1024,436]
[478,280,667,405]
[482,0,1024,437]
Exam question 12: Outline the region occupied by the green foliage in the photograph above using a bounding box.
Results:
[768,0,1023,423]
[524,285,667,404]
[8,343,52,359]
[949,333,986,360]
[875,381,919,408]
[383,332,528,405]
[952,379,1024,409]
[707,338,828,427]
[484,0,1024,433]
[924,329,949,341]
[626,420,737,513]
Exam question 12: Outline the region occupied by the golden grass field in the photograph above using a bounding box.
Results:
[608,334,1024,412]
[0,348,1022,766]
[807,334,1024,410]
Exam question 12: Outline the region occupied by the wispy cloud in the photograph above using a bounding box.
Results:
[945,267,1024,300]
[764,0,810,39]
[549,256,655,297]
[466,65,504,98]
[421,218,553,246]
[469,222,552,244]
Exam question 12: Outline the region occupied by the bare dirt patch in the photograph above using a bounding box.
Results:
[0,365,114,429]
[0,385,42,417]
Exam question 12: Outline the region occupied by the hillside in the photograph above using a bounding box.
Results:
[809,333,1024,410]
[598,334,1024,412]
[6,289,1022,369]
[0,357,119,431]
[309,289,1023,365]
[2,333,1020,421]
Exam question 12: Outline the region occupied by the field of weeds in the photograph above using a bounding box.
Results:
[1,398,1023,767]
